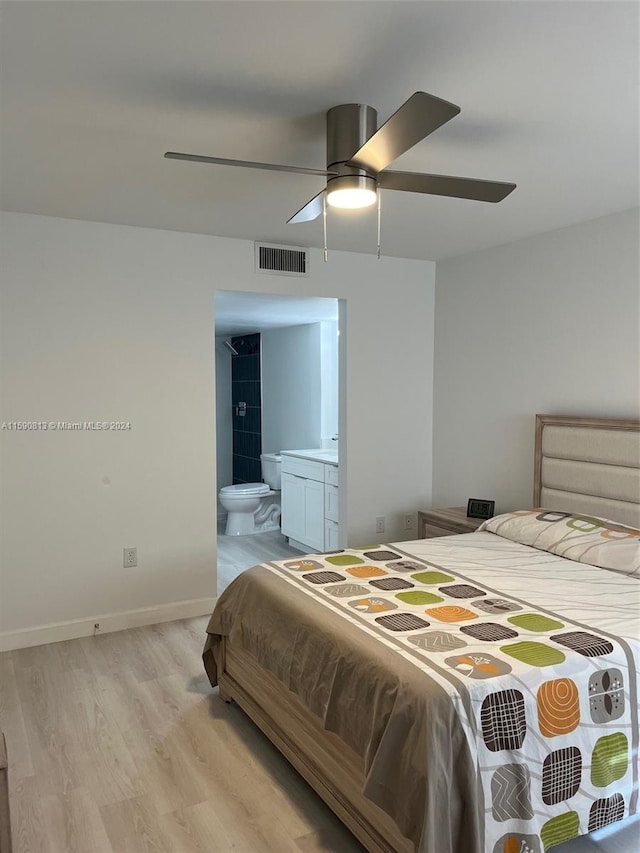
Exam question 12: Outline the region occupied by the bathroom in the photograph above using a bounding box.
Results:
[214,290,340,592]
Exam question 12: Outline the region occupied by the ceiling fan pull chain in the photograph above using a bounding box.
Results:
[376,190,382,259]
[323,193,328,262]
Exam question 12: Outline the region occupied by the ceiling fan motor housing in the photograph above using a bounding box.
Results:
[326,104,378,195]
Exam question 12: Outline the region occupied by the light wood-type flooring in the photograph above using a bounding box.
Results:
[0,616,364,853]
[216,521,303,594]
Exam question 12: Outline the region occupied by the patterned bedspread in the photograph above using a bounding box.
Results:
[205,523,640,853]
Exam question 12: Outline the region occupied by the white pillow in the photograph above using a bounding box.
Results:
[479,510,640,576]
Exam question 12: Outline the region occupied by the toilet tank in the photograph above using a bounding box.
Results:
[260,453,282,490]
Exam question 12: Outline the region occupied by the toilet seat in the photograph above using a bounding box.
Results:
[220,482,270,497]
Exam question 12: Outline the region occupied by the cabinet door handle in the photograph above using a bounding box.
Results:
[287,473,323,483]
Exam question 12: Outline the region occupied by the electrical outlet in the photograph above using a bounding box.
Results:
[403,513,414,530]
[123,547,137,568]
[375,516,385,534]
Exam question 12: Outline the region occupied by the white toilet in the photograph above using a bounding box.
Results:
[218,453,282,536]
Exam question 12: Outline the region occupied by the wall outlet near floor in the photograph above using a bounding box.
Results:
[375,516,385,534]
[123,547,137,568]
[403,513,414,531]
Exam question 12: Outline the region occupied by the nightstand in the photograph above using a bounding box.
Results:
[418,506,485,539]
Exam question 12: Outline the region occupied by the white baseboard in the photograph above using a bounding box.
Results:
[0,596,217,652]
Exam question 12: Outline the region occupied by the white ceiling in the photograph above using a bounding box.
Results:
[1,1,638,261]
[215,290,338,337]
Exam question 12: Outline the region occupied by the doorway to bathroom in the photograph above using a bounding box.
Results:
[214,290,342,594]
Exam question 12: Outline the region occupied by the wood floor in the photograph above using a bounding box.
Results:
[0,617,364,853]
[216,520,303,594]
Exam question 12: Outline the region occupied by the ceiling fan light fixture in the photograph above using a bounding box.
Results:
[326,174,377,209]
[327,187,377,209]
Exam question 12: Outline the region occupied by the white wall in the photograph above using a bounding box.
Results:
[214,338,233,501]
[432,208,640,513]
[261,323,322,453]
[0,212,435,642]
[320,320,339,444]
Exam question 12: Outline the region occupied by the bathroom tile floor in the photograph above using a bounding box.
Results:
[217,520,304,594]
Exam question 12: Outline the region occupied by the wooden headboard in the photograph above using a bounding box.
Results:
[533,415,640,527]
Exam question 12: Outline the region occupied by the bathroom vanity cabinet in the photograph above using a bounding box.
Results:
[281,470,324,552]
[281,451,339,552]
[323,463,339,550]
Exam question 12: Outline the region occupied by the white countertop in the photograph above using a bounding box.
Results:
[280,448,338,465]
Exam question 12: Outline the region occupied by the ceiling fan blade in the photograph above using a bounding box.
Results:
[348,92,460,173]
[287,190,325,224]
[164,152,336,177]
[378,170,516,202]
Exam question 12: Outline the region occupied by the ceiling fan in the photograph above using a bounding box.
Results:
[165,91,516,225]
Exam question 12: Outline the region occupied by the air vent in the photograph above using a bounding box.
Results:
[255,243,309,277]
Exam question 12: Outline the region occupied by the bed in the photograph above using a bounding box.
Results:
[203,415,640,853]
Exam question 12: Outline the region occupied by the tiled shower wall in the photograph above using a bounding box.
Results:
[231,333,262,484]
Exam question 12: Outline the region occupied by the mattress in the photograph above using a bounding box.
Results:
[204,514,640,853]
